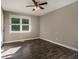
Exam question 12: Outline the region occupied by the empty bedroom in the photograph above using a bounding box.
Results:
[1,0,78,59]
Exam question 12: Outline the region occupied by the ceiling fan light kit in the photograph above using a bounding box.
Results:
[33,6,40,11]
[26,0,48,11]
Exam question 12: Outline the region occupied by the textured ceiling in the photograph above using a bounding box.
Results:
[1,0,77,16]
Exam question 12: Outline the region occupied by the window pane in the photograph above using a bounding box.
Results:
[22,25,29,31]
[22,19,29,24]
[11,25,20,31]
[11,18,20,24]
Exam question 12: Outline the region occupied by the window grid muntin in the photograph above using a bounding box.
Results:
[10,15,31,33]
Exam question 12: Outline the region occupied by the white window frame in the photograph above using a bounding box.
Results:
[9,15,31,33]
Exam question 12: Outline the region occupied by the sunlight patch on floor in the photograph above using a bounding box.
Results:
[1,46,21,59]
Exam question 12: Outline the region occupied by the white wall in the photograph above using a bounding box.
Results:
[40,2,78,49]
[4,11,40,43]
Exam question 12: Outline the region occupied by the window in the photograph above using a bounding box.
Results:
[10,15,31,33]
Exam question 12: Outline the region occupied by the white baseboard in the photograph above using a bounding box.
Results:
[41,38,78,51]
[4,37,78,51]
[4,37,40,43]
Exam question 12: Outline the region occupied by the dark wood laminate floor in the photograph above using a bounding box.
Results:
[2,39,78,59]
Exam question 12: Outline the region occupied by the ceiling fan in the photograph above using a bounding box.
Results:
[26,0,48,11]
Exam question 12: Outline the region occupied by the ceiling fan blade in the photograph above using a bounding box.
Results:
[26,5,35,7]
[39,2,48,5]
[39,6,44,9]
[32,0,37,6]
